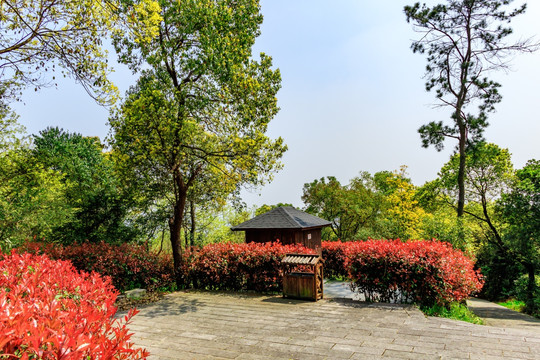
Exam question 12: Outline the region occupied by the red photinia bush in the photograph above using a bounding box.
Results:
[0,251,148,359]
[21,241,175,292]
[321,240,349,279]
[323,239,483,306]
[185,242,313,292]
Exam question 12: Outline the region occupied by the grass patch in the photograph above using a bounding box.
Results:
[324,275,350,282]
[497,298,526,312]
[420,302,484,325]
[497,298,540,319]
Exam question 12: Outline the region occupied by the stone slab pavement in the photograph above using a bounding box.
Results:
[122,291,540,360]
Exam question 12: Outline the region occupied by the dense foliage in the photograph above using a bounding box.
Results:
[32,127,138,244]
[20,241,311,294]
[322,240,483,306]
[0,251,148,359]
[0,147,73,249]
[0,127,140,249]
[348,240,483,306]
[302,170,430,241]
[499,160,540,314]
[22,241,174,292]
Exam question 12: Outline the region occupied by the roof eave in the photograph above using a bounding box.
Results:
[230,224,331,231]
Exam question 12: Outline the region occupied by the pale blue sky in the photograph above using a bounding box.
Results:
[12,1,540,208]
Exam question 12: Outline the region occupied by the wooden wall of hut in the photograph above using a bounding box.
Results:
[245,228,322,254]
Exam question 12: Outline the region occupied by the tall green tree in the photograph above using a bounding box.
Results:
[404,0,537,217]
[383,167,428,240]
[0,101,25,152]
[33,127,136,243]
[499,160,540,314]
[255,203,294,216]
[109,0,286,283]
[0,151,74,249]
[436,142,516,295]
[438,142,513,248]
[0,123,73,249]
[302,174,383,240]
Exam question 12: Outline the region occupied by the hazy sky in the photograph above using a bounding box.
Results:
[12,1,540,209]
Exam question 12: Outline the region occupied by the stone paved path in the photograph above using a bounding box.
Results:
[467,298,540,333]
[123,291,540,360]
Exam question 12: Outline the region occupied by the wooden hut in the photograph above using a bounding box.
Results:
[231,206,331,254]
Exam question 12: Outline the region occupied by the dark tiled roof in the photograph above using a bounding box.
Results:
[231,207,331,230]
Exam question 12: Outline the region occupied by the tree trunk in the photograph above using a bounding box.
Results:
[453,113,467,244]
[169,188,187,287]
[481,195,506,253]
[457,138,466,217]
[157,229,165,255]
[190,201,196,247]
[524,262,538,315]
[456,10,472,219]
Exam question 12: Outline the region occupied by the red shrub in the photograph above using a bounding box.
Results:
[325,239,483,306]
[22,241,175,292]
[0,251,148,359]
[321,240,349,279]
[186,242,313,292]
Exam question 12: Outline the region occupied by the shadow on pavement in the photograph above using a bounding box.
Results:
[470,305,540,323]
[261,296,314,305]
[141,296,205,317]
